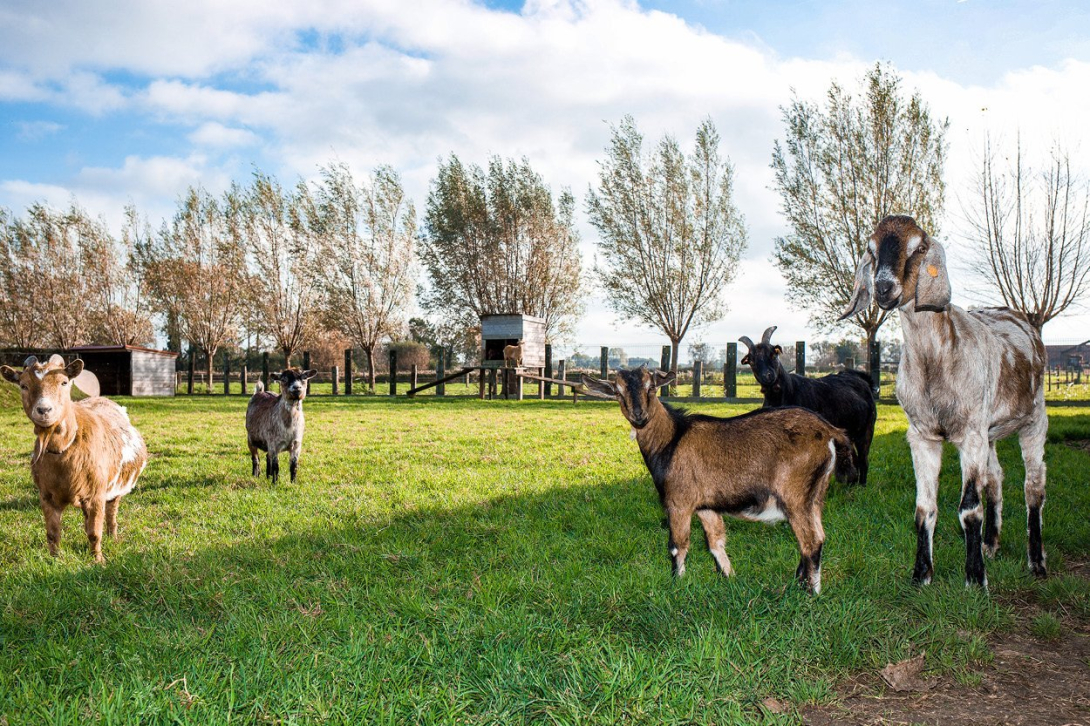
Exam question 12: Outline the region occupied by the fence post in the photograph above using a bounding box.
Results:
[410,364,418,392]
[869,338,881,396]
[489,368,497,400]
[600,346,608,378]
[544,344,553,397]
[223,352,230,395]
[724,343,737,399]
[557,360,567,397]
[262,352,270,391]
[240,365,248,395]
[344,349,353,395]
[303,351,311,394]
[389,349,397,396]
[436,355,446,397]
[693,360,703,398]
[796,341,806,377]
[187,352,195,395]
[332,365,340,395]
[478,366,486,399]
[845,356,855,371]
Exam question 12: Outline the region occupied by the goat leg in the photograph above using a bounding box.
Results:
[697,509,733,576]
[41,496,63,557]
[289,441,301,483]
[1020,416,1048,578]
[105,497,120,539]
[666,507,691,578]
[908,429,941,585]
[982,443,1003,558]
[83,499,105,563]
[789,506,825,594]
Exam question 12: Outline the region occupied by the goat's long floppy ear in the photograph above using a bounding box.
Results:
[652,370,675,389]
[914,239,951,313]
[0,365,18,383]
[579,373,616,398]
[302,369,317,380]
[838,248,876,321]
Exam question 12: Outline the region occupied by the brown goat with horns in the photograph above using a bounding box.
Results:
[582,367,854,593]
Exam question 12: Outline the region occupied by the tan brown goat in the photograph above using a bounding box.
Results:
[582,367,854,593]
[1,355,148,562]
[503,340,524,367]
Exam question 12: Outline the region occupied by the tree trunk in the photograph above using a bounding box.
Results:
[670,337,680,397]
[205,346,217,395]
[282,346,293,369]
[363,345,376,393]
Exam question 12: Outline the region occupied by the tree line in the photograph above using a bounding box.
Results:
[2,63,1087,391]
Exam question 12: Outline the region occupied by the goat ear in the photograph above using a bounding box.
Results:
[579,373,616,398]
[64,359,84,379]
[741,354,751,366]
[652,370,675,389]
[914,239,951,312]
[1,365,19,383]
[839,248,875,321]
[773,345,783,355]
[302,369,317,380]
[48,353,65,368]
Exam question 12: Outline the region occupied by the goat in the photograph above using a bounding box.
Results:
[503,340,524,367]
[841,215,1047,587]
[740,326,876,486]
[0,354,148,562]
[581,366,855,593]
[246,367,316,483]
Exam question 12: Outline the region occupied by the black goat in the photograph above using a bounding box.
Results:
[740,326,877,486]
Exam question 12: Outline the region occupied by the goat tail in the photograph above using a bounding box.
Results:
[253,381,264,395]
[831,428,859,484]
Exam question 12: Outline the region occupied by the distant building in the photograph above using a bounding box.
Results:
[67,345,178,396]
[1044,340,1090,370]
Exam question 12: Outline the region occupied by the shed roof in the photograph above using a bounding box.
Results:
[68,344,178,358]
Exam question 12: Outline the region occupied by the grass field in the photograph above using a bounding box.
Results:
[1,390,1089,724]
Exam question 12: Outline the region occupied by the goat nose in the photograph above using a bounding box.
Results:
[36,405,52,415]
[875,279,894,296]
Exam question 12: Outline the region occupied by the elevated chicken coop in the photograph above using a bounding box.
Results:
[480,314,546,368]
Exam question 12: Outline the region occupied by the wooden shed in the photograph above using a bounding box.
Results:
[480,314,546,368]
[67,345,178,397]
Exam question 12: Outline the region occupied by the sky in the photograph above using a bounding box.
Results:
[2,0,1090,359]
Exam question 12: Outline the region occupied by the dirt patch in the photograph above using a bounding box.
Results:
[1065,439,1090,455]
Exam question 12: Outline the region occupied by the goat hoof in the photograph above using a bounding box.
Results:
[1030,562,1047,579]
[983,543,999,559]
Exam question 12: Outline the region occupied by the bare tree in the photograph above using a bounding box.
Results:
[135,187,247,392]
[587,116,748,381]
[231,171,318,365]
[306,162,416,392]
[963,135,1090,330]
[0,207,44,349]
[771,63,947,350]
[421,155,584,342]
[84,205,155,346]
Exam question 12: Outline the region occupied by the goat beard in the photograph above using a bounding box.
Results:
[32,429,55,464]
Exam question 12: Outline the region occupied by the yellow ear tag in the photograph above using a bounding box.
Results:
[927,264,939,278]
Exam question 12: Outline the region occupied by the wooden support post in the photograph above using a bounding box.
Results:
[344,349,353,395]
[796,341,806,377]
[478,367,486,399]
[557,360,567,397]
[436,356,446,396]
[389,350,398,396]
[538,367,545,400]
[869,338,881,396]
[410,364,418,392]
[489,368,497,400]
[240,365,248,395]
[516,370,523,401]
[845,356,855,370]
[262,352,270,391]
[332,365,339,395]
[223,352,230,395]
[725,342,737,399]
[303,351,312,394]
[600,346,608,378]
[187,352,195,395]
[544,344,553,397]
[692,360,702,398]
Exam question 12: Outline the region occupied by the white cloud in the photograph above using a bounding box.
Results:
[14,120,65,141]
[188,122,260,148]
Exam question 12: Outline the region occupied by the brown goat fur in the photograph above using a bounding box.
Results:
[582,366,854,593]
[0,355,148,562]
[246,367,316,483]
[503,340,524,367]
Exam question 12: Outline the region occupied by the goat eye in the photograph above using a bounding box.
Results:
[20,384,28,391]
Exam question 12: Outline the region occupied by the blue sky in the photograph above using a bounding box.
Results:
[2,0,1090,352]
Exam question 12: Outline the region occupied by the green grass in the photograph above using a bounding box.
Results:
[2,395,1090,724]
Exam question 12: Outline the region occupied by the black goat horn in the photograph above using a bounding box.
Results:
[761,326,778,345]
[738,336,755,351]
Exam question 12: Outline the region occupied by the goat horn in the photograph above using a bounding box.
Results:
[738,336,755,352]
[761,326,778,345]
[22,355,38,368]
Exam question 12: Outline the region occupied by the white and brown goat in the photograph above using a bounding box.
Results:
[582,367,855,593]
[841,215,1048,587]
[246,367,316,483]
[1,355,148,562]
